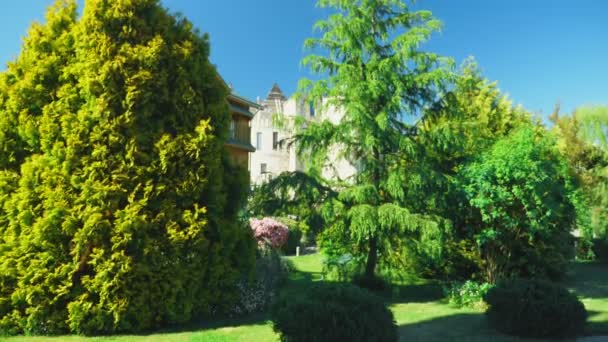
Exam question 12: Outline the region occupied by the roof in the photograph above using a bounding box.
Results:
[228,93,262,110]
[266,83,287,101]
[229,103,254,119]
[218,73,262,110]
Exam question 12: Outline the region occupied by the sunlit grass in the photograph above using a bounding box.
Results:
[4,256,608,342]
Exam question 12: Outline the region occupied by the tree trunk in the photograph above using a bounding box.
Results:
[365,235,378,278]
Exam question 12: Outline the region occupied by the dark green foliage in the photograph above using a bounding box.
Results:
[248,171,335,239]
[458,127,578,283]
[352,274,388,292]
[591,238,608,262]
[484,278,587,338]
[0,0,254,335]
[271,282,397,342]
[275,217,306,255]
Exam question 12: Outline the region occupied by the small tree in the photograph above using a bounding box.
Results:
[294,0,453,281]
[459,127,577,283]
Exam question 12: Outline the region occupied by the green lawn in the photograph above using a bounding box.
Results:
[4,254,608,342]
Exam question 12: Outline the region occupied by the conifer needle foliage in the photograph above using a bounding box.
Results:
[0,0,254,335]
[296,0,453,279]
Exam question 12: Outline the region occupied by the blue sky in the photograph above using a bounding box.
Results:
[1,0,607,118]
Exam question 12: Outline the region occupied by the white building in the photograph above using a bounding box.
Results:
[250,84,357,185]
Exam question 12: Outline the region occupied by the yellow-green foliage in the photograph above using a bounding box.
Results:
[0,0,254,335]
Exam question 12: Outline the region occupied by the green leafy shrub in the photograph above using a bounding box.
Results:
[458,127,578,283]
[484,278,587,338]
[444,281,493,309]
[0,0,255,335]
[271,282,397,342]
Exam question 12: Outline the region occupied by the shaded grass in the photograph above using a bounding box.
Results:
[563,261,608,336]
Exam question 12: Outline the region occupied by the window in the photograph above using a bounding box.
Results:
[272,131,279,150]
[309,101,315,117]
[256,132,262,150]
[260,163,267,174]
[229,119,236,139]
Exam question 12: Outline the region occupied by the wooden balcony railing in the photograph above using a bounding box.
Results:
[228,122,254,151]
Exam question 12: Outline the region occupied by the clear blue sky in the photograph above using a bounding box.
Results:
[1,0,607,117]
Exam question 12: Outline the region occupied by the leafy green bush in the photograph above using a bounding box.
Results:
[458,127,578,283]
[0,0,255,335]
[271,282,397,342]
[484,278,587,338]
[444,281,493,309]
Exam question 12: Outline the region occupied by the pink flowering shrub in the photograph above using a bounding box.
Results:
[251,217,289,249]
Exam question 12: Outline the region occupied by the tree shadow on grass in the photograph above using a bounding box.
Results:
[564,262,608,299]
[388,282,445,303]
[398,313,577,342]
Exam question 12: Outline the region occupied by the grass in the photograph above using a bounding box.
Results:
[4,254,608,342]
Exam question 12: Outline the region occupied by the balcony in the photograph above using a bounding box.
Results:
[227,121,255,152]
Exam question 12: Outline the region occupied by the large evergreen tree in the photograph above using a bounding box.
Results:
[295,0,452,280]
[0,0,254,335]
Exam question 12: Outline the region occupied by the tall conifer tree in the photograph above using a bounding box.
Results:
[296,0,452,279]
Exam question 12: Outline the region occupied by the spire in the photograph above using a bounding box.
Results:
[266,83,287,101]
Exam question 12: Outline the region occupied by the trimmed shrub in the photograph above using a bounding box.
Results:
[271,282,397,342]
[484,278,587,338]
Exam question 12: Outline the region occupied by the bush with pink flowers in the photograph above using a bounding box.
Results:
[251,218,289,249]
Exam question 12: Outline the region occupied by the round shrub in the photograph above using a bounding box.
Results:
[271,282,397,342]
[484,278,587,338]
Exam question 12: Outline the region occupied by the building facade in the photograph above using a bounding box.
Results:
[250,84,357,185]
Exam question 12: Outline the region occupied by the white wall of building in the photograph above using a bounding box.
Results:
[250,85,357,185]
